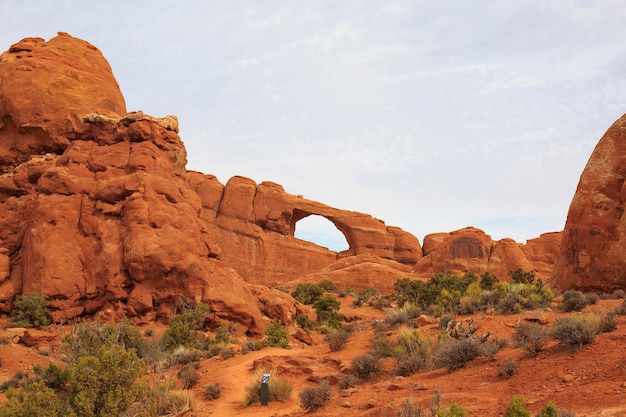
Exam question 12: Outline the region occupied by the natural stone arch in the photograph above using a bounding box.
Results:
[291,209,355,254]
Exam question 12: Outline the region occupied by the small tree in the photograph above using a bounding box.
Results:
[265,320,289,348]
[291,284,324,305]
[10,292,50,328]
[504,395,530,417]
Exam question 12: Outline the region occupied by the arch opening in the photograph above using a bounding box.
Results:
[294,214,350,252]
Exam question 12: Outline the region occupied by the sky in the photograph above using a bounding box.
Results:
[2,1,626,251]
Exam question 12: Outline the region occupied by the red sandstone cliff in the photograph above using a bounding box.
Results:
[552,113,626,292]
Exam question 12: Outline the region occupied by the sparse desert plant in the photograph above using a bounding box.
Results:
[326,328,351,351]
[244,368,293,406]
[177,362,200,389]
[264,319,289,348]
[9,292,50,328]
[438,314,455,331]
[396,328,432,376]
[615,300,626,315]
[350,354,381,380]
[298,379,332,410]
[513,322,548,357]
[558,409,576,417]
[396,397,428,417]
[241,341,256,355]
[551,315,598,350]
[498,358,519,378]
[435,338,484,372]
[599,310,617,333]
[318,279,338,292]
[204,382,222,400]
[385,308,411,326]
[439,402,469,417]
[561,290,587,312]
[536,402,558,417]
[584,292,599,305]
[370,333,396,358]
[338,373,360,390]
[504,394,530,417]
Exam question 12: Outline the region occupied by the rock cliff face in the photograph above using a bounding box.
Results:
[415,227,562,282]
[552,113,626,292]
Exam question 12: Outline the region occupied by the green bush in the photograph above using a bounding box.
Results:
[264,319,289,348]
[298,380,332,410]
[291,283,324,305]
[162,302,210,350]
[438,403,468,417]
[513,322,548,357]
[536,402,558,417]
[318,280,338,292]
[313,296,343,327]
[9,292,50,328]
[479,272,499,290]
[504,395,530,417]
[350,354,381,380]
[370,333,396,358]
[551,315,598,350]
[561,290,587,312]
[509,269,536,284]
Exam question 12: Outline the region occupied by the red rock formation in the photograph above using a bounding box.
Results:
[187,173,423,288]
[415,227,561,282]
[552,113,626,292]
[0,33,126,172]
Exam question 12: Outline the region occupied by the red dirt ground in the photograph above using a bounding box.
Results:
[1,298,625,416]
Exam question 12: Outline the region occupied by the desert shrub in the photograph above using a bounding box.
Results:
[241,341,256,355]
[551,315,598,350]
[264,319,289,348]
[599,310,617,333]
[536,402,558,417]
[396,329,432,376]
[615,300,626,315]
[291,283,324,305]
[326,328,351,351]
[298,379,332,410]
[498,358,519,378]
[455,295,479,315]
[0,379,68,417]
[497,294,522,315]
[396,397,427,417]
[161,302,210,350]
[173,347,209,364]
[385,308,411,326]
[9,292,50,328]
[296,314,317,331]
[613,289,625,299]
[338,374,360,390]
[370,333,396,358]
[509,269,536,284]
[318,279,338,292]
[513,322,548,357]
[0,335,9,345]
[584,292,599,305]
[314,296,343,327]
[204,382,222,400]
[438,314,455,331]
[148,383,192,416]
[357,286,381,305]
[177,362,200,389]
[439,403,469,417]
[504,395,530,417]
[33,363,69,391]
[558,409,576,417]
[215,322,230,344]
[244,369,293,406]
[561,290,587,312]
[220,347,235,360]
[434,338,484,372]
[479,272,499,290]
[0,378,20,392]
[350,354,381,380]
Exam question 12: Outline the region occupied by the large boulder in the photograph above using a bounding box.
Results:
[552,113,626,292]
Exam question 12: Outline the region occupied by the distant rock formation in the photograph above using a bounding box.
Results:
[552,113,626,292]
[415,227,562,282]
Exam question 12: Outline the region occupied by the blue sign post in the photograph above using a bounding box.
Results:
[261,373,270,406]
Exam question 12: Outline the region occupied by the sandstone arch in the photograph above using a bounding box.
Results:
[292,210,352,253]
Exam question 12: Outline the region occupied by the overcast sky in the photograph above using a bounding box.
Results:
[2,1,626,251]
